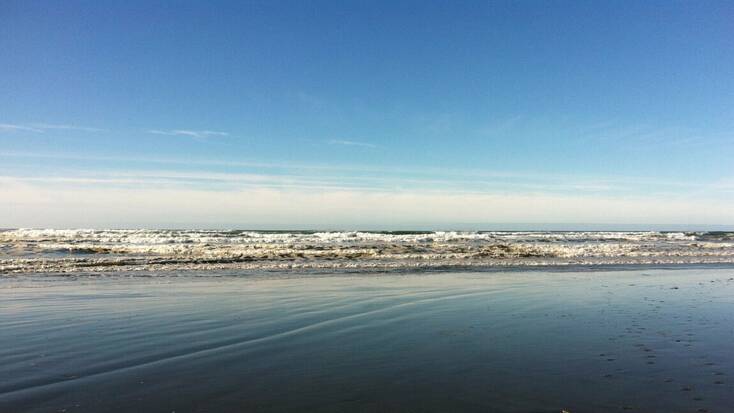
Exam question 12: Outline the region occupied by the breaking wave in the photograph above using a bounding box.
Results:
[1,229,734,274]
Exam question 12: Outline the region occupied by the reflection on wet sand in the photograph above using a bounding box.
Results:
[1,268,733,412]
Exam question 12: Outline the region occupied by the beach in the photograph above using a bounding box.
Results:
[4,0,734,411]
[2,267,733,412]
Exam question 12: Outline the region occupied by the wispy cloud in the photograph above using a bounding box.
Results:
[148,129,230,139]
[0,150,728,195]
[2,163,731,201]
[328,139,378,149]
[0,123,104,133]
[0,124,44,133]
[30,123,105,132]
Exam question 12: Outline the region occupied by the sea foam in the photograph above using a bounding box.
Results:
[1,229,733,274]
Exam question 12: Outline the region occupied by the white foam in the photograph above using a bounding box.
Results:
[1,229,732,274]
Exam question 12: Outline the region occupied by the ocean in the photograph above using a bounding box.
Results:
[2,230,734,412]
[2,229,734,275]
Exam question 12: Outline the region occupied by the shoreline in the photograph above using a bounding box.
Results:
[3,268,734,412]
[4,261,734,278]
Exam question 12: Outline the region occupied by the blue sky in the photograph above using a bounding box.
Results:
[1,1,733,228]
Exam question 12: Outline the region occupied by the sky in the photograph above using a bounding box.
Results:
[1,0,733,229]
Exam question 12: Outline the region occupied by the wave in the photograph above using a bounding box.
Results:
[2,229,734,274]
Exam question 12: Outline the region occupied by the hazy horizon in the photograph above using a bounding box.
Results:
[3,224,734,232]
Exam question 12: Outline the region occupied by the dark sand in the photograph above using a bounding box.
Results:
[1,268,733,412]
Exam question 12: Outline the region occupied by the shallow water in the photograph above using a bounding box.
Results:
[2,229,734,274]
[1,268,734,412]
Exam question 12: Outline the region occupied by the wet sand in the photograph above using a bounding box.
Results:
[1,268,733,412]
